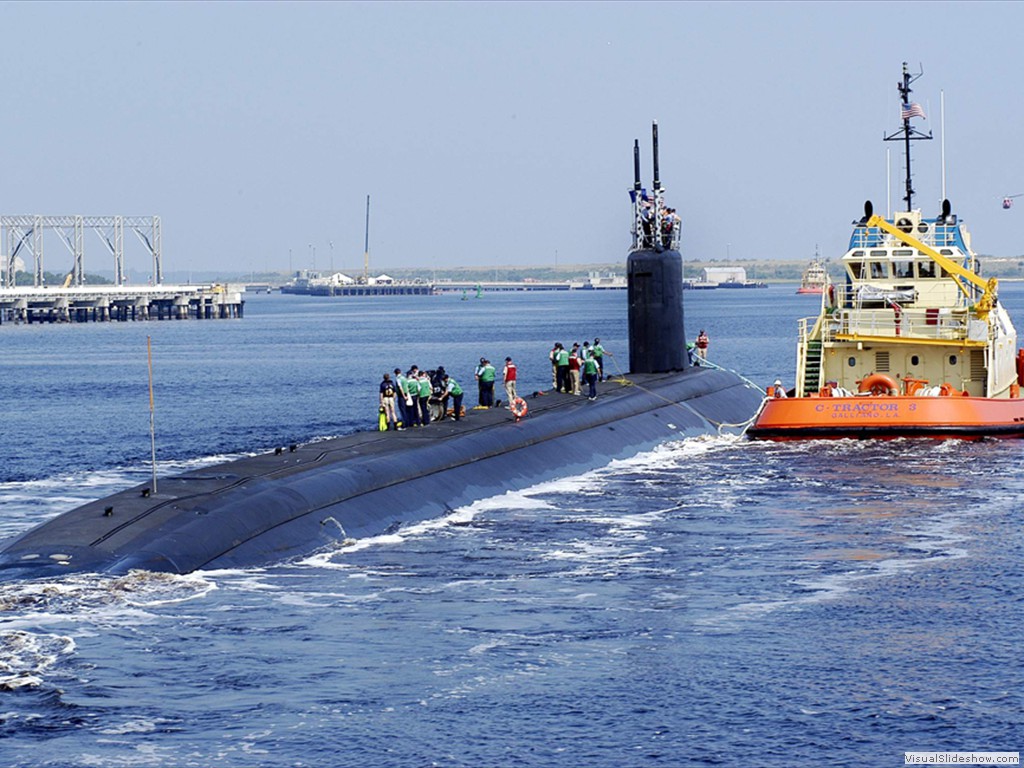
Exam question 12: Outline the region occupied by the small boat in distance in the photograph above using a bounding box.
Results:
[796,251,827,294]
[750,63,1024,440]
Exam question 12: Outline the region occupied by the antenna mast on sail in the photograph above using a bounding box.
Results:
[884,61,932,211]
[652,121,664,251]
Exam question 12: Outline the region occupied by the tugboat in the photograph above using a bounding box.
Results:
[796,250,827,294]
[750,64,1024,440]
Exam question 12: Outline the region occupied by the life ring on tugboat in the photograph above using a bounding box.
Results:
[825,283,837,309]
[858,373,899,396]
[511,397,528,421]
[903,377,928,396]
[939,383,956,397]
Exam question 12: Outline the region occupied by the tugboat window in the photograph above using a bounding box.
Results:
[869,261,888,279]
[918,261,937,278]
[848,357,856,367]
[911,355,920,366]
[894,261,914,278]
[850,262,864,279]
[949,355,958,365]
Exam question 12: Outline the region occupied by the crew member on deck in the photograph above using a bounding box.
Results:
[555,344,570,393]
[444,374,464,421]
[476,358,496,408]
[569,344,582,395]
[582,353,599,400]
[696,330,709,360]
[417,370,433,425]
[394,368,409,428]
[592,339,606,381]
[503,357,517,406]
[379,373,398,431]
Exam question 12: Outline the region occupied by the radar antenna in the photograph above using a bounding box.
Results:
[884,61,932,212]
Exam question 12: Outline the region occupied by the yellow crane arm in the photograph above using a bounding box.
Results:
[864,214,997,318]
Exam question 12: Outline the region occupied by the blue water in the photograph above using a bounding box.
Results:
[1,286,1022,767]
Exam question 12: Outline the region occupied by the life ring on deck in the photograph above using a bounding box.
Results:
[939,383,955,397]
[903,377,928,396]
[858,373,899,396]
[825,283,836,310]
[511,397,528,420]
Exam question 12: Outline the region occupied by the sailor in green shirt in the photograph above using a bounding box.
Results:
[417,370,433,425]
[393,368,410,428]
[443,374,464,421]
[592,339,606,381]
[476,358,497,407]
[555,343,570,393]
[582,355,599,400]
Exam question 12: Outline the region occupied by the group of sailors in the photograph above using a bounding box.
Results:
[378,357,520,431]
[378,366,462,431]
[549,339,605,400]
[636,192,682,249]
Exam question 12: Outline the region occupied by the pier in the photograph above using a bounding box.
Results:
[0,284,245,324]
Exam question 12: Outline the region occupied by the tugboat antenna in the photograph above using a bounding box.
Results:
[884,61,932,211]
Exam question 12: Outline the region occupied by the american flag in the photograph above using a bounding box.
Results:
[901,102,926,120]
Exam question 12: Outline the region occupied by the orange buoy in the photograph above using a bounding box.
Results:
[858,373,899,396]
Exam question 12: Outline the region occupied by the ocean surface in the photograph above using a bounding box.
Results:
[1,285,1022,767]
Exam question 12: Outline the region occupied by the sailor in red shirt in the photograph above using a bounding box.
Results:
[503,356,517,407]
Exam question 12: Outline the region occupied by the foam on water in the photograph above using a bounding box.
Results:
[0,570,218,689]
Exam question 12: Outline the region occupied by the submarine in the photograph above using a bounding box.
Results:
[0,123,765,580]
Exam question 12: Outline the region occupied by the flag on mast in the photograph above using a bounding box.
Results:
[901,102,926,120]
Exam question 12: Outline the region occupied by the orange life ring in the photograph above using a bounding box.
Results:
[903,377,928,396]
[511,397,528,420]
[939,383,955,397]
[858,373,899,396]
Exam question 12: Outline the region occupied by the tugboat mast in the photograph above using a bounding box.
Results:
[884,61,932,212]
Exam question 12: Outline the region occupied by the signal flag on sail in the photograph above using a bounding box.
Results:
[901,102,926,120]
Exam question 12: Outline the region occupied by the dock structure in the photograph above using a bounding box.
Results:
[0,284,245,324]
[2,215,163,288]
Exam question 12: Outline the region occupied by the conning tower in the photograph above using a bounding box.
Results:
[627,121,687,373]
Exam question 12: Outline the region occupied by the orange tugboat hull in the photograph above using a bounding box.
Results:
[749,395,1024,440]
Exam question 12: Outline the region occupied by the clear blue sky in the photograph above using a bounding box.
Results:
[2,1,1021,275]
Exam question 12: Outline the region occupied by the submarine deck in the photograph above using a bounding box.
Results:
[0,367,763,578]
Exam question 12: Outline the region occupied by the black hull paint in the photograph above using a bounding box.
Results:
[0,368,763,579]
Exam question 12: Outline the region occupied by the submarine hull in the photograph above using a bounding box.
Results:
[0,367,762,579]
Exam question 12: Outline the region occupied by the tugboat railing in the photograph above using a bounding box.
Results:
[820,309,980,343]
[848,222,966,251]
